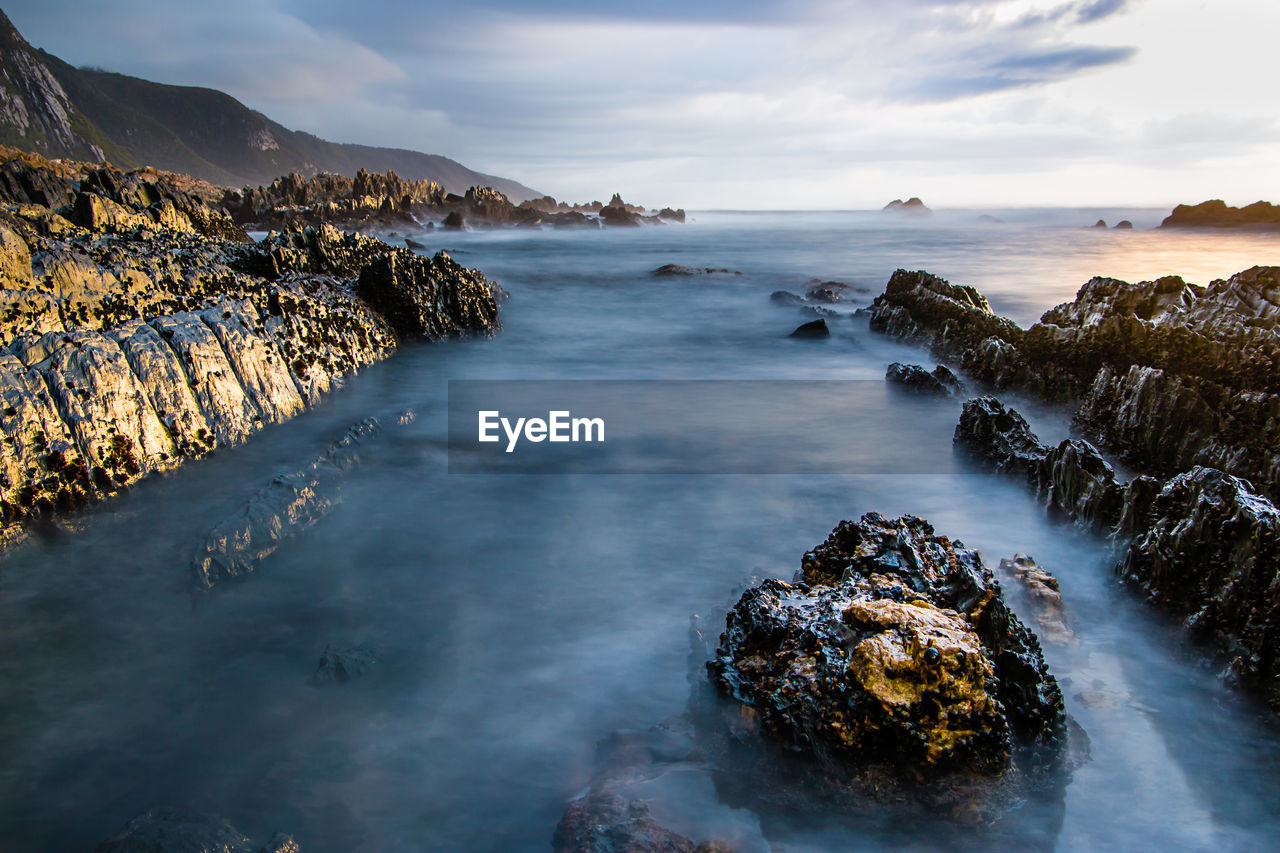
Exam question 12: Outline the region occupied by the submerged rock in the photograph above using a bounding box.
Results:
[998,555,1077,647]
[788,318,829,339]
[95,808,297,853]
[309,644,376,686]
[803,280,854,303]
[708,513,1067,820]
[651,264,738,277]
[769,290,804,306]
[552,795,729,853]
[191,418,381,590]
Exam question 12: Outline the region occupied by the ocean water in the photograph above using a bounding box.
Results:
[2,210,1279,851]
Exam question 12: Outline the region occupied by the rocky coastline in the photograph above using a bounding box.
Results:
[869,265,1280,712]
[0,146,500,551]
[226,172,687,233]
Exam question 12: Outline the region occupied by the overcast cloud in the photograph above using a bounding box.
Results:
[7,0,1278,207]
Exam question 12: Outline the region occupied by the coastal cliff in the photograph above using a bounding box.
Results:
[0,146,500,550]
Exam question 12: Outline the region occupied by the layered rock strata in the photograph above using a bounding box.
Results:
[0,149,500,550]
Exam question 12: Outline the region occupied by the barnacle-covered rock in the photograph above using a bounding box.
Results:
[708,513,1067,819]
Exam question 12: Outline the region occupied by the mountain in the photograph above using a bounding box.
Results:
[0,10,539,199]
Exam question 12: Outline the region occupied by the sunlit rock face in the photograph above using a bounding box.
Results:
[0,147,501,549]
[708,513,1067,820]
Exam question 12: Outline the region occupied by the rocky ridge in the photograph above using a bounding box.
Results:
[871,266,1280,711]
[0,147,500,550]
[954,395,1280,710]
[227,173,686,233]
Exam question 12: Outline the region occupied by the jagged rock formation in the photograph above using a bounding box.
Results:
[886,362,963,396]
[954,396,1280,711]
[95,809,298,853]
[0,148,500,550]
[225,173,682,233]
[871,266,1280,500]
[1161,200,1280,230]
[707,513,1067,821]
[223,169,446,232]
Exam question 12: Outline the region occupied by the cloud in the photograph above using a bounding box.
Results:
[5,0,1277,207]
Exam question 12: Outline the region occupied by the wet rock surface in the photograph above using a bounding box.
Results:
[998,555,1077,647]
[0,148,501,550]
[872,265,1280,499]
[308,643,376,686]
[886,362,964,396]
[707,513,1067,821]
[954,395,1280,710]
[191,418,381,590]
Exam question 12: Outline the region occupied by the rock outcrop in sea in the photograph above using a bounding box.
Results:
[871,266,1280,712]
[1161,199,1280,229]
[707,513,1068,822]
[227,172,685,233]
[0,146,500,550]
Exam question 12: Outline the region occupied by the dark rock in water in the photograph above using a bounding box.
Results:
[886,362,963,396]
[552,795,728,853]
[1114,220,1133,229]
[404,236,426,250]
[309,644,376,686]
[599,204,641,227]
[954,397,1047,480]
[707,513,1067,820]
[651,264,738,277]
[769,290,804,306]
[998,555,1077,647]
[442,210,465,230]
[95,808,296,852]
[1092,220,1107,228]
[657,207,686,223]
[357,250,500,339]
[1161,199,1280,230]
[1118,467,1280,711]
[804,280,853,303]
[788,318,829,339]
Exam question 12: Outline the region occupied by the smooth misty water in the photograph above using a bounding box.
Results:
[2,211,1280,851]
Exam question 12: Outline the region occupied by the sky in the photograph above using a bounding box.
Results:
[7,0,1278,209]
